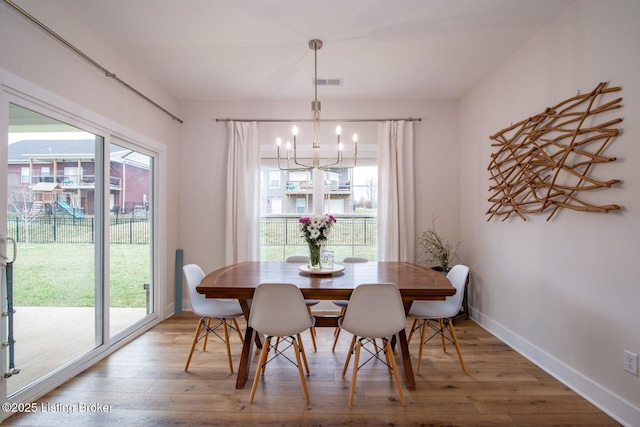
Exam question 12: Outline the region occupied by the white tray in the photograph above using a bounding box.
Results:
[298,264,345,275]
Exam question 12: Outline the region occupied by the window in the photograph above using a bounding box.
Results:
[20,167,29,183]
[260,164,378,261]
[64,166,82,184]
[296,197,306,213]
[269,171,281,188]
[259,121,378,261]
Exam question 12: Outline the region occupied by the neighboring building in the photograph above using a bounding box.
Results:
[261,166,354,214]
[7,139,149,217]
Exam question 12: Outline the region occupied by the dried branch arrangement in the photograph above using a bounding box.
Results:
[417,217,459,273]
[487,82,623,221]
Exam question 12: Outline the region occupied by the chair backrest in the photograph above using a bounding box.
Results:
[249,283,313,336]
[441,264,470,317]
[342,257,368,263]
[286,255,309,263]
[183,263,209,317]
[340,283,406,338]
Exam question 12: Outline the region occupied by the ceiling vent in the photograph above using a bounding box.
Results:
[314,78,343,86]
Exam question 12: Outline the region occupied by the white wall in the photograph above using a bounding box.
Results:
[460,1,640,424]
[177,98,460,272]
[6,0,636,423]
[0,3,181,316]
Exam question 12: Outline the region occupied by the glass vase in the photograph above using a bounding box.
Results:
[308,243,322,269]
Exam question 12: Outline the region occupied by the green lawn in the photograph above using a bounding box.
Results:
[13,241,374,307]
[11,243,149,308]
[262,244,377,262]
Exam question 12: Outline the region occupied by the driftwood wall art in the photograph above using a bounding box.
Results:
[487,82,623,221]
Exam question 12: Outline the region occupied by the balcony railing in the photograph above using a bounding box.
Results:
[26,174,121,188]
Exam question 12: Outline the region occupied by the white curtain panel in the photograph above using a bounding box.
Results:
[377,120,415,262]
[225,121,260,263]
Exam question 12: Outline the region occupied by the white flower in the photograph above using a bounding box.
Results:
[298,214,337,246]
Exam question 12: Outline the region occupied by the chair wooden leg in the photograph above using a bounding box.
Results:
[333,309,350,352]
[203,318,212,350]
[407,318,419,343]
[332,307,346,351]
[307,307,318,352]
[249,337,271,403]
[334,307,346,336]
[184,318,204,371]
[331,327,342,351]
[447,321,467,374]
[385,339,406,406]
[383,338,393,376]
[232,318,244,341]
[439,318,447,351]
[342,335,357,377]
[348,339,362,408]
[308,328,317,352]
[293,337,310,404]
[417,319,428,374]
[222,319,233,373]
[296,334,311,375]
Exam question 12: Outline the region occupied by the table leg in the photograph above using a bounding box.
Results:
[236,326,255,389]
[236,299,262,389]
[397,328,416,391]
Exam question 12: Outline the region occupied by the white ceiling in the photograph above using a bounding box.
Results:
[23,0,572,101]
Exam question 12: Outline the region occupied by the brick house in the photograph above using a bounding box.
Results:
[7,139,150,217]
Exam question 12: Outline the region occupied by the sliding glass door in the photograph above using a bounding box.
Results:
[109,141,153,338]
[3,103,102,397]
[0,95,157,414]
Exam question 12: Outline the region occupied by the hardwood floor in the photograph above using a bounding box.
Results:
[5,313,620,426]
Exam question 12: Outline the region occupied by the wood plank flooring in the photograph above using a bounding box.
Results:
[4,313,620,426]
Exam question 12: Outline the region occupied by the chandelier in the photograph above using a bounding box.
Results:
[276,39,358,171]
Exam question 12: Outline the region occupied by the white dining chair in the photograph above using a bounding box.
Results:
[286,255,319,351]
[339,283,407,408]
[248,283,315,405]
[285,255,310,263]
[331,257,369,351]
[183,264,244,373]
[407,264,470,374]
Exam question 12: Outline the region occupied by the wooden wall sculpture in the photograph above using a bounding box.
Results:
[487,82,622,221]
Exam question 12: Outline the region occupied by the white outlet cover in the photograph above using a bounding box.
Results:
[624,350,638,376]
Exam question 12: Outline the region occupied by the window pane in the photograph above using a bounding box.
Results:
[260,164,377,261]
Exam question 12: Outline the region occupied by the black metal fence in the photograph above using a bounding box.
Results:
[261,214,377,248]
[7,214,373,249]
[6,216,150,244]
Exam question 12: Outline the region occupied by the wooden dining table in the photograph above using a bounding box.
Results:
[196,261,455,390]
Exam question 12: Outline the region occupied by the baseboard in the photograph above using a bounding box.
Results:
[469,307,640,427]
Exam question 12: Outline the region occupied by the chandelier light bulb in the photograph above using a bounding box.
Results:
[336,125,342,135]
[276,137,282,146]
[353,133,358,143]
[292,125,299,136]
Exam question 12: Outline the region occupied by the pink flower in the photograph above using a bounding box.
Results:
[298,217,311,225]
